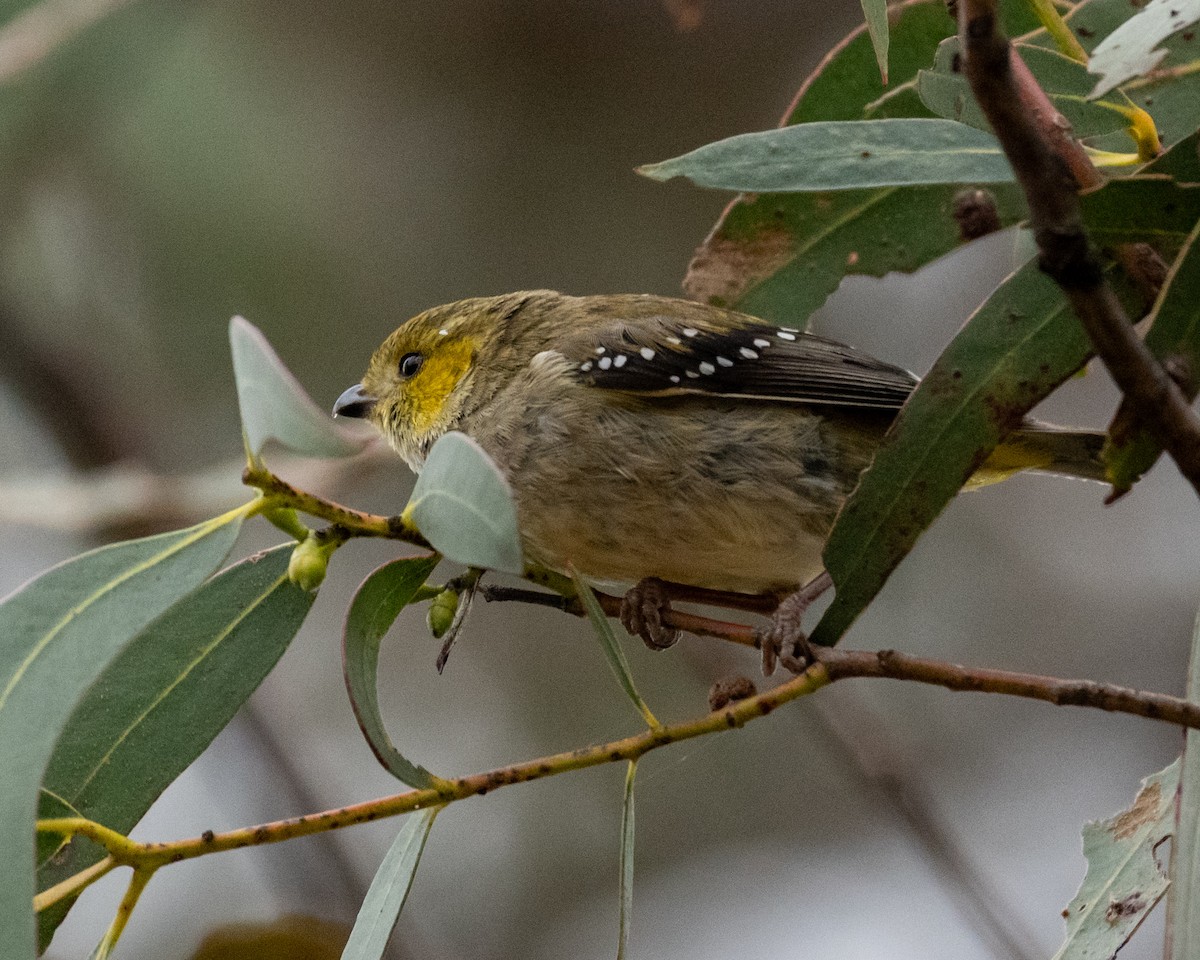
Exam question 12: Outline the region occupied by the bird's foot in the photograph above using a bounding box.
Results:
[755,572,833,676]
[620,577,681,650]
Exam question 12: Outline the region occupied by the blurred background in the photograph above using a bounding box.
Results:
[1,0,1197,957]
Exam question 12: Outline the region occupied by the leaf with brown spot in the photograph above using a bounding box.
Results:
[1052,760,1179,960]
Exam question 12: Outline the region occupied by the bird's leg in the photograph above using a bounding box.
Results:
[620,577,682,650]
[755,571,833,676]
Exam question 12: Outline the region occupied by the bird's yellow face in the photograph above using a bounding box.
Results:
[335,306,483,469]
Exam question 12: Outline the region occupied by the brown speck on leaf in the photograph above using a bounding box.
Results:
[953,188,1002,241]
[1183,31,1195,40]
[1077,25,1095,37]
[847,250,860,267]
[1105,892,1147,924]
[951,51,962,73]
[861,150,872,158]
[201,830,215,843]
[684,224,795,306]
[1112,780,1162,839]
[709,675,757,710]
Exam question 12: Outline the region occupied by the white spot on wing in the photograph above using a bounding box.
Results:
[666,336,682,345]
[716,356,734,367]
[438,329,449,336]
[580,361,592,372]
[596,346,607,354]
[685,370,700,378]
[699,361,715,375]
[669,375,680,383]
[614,354,627,368]
[682,327,699,338]
[753,338,770,349]
[599,356,613,370]
[640,347,655,361]
[778,330,797,341]
[740,347,759,360]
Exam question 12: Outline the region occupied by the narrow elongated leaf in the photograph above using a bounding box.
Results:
[1102,220,1200,498]
[569,568,659,730]
[859,0,889,84]
[342,806,440,960]
[35,791,80,868]
[918,38,1130,141]
[639,119,1015,193]
[1143,130,1200,182]
[811,261,1095,646]
[406,432,523,575]
[1087,0,1200,97]
[1169,598,1200,960]
[343,555,441,788]
[682,0,1027,323]
[37,544,314,946]
[1053,761,1179,959]
[1080,177,1200,245]
[0,509,246,958]
[617,760,638,960]
[230,315,368,459]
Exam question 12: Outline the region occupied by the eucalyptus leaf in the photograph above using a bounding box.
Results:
[0,510,245,958]
[682,0,1027,324]
[1169,599,1200,960]
[859,0,890,84]
[343,555,442,788]
[811,261,1098,646]
[406,432,523,575]
[639,119,1015,193]
[342,806,440,960]
[1087,0,1200,97]
[1080,177,1200,245]
[37,544,314,947]
[617,760,638,960]
[230,315,368,460]
[1052,761,1179,960]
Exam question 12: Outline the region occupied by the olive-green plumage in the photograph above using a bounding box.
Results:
[336,291,1104,595]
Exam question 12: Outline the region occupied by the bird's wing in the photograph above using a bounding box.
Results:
[558,299,918,410]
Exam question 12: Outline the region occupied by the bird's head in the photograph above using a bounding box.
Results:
[333,292,549,469]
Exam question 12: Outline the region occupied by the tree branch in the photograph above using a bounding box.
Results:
[958,0,1200,496]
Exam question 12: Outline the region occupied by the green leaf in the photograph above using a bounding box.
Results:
[1080,177,1200,245]
[1141,129,1200,182]
[0,510,246,958]
[638,119,1015,193]
[35,791,80,868]
[342,555,441,788]
[1101,220,1200,498]
[569,567,659,730]
[406,432,523,575]
[1087,0,1200,97]
[682,0,1028,324]
[37,544,314,947]
[1052,760,1179,960]
[811,260,1094,646]
[341,806,440,960]
[230,315,368,460]
[1169,598,1200,960]
[617,760,637,960]
[859,0,890,84]
[918,38,1130,141]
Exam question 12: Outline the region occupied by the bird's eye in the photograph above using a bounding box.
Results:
[398,352,424,379]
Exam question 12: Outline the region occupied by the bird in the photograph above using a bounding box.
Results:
[333,290,1105,671]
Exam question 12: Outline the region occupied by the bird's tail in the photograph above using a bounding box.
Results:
[969,422,1107,488]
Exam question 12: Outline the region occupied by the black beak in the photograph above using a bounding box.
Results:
[333,383,377,419]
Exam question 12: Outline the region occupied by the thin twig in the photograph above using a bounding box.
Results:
[958,0,1200,497]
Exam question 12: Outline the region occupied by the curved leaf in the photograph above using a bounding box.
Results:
[638,119,1015,193]
[1080,177,1200,245]
[859,0,890,84]
[343,555,441,788]
[617,760,638,960]
[406,432,523,575]
[1169,603,1200,960]
[38,544,314,946]
[230,315,369,459]
[811,260,1096,646]
[0,510,246,958]
[342,806,440,960]
[1087,0,1200,97]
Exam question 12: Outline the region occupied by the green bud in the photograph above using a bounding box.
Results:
[427,588,460,638]
[288,535,330,592]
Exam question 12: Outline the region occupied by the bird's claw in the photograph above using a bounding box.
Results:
[620,577,681,650]
[755,573,832,676]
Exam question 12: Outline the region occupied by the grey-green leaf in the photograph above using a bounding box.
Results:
[1087,0,1200,97]
[1169,598,1200,960]
[638,119,1015,193]
[617,760,638,960]
[1053,760,1179,960]
[37,543,314,947]
[859,0,890,84]
[342,806,440,960]
[343,555,441,788]
[0,510,246,958]
[569,568,659,730]
[230,315,368,459]
[406,432,523,575]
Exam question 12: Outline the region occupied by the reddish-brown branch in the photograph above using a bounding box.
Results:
[958,0,1200,497]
